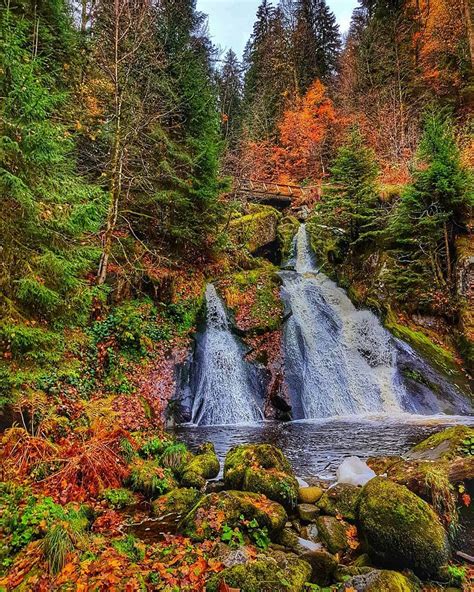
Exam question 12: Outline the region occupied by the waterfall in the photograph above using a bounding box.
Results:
[282,225,409,419]
[190,284,263,426]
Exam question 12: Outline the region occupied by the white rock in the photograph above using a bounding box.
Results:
[336,456,376,487]
[297,537,322,552]
[296,476,309,488]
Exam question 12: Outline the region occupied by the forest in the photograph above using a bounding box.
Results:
[0,0,473,590]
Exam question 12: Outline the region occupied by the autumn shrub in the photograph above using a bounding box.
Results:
[1,428,58,480]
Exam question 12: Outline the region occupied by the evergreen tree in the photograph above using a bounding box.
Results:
[0,3,104,325]
[217,49,244,147]
[387,111,472,308]
[317,128,380,250]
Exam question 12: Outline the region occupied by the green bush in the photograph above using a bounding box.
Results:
[100,488,136,509]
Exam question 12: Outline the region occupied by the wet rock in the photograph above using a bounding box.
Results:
[179,490,287,542]
[340,569,421,591]
[317,483,360,521]
[316,515,351,554]
[357,477,450,578]
[337,456,376,487]
[152,488,202,518]
[206,550,311,592]
[224,444,298,508]
[297,503,320,522]
[180,442,219,489]
[305,523,319,543]
[301,549,338,586]
[367,455,402,475]
[407,426,474,461]
[229,204,282,254]
[298,486,324,504]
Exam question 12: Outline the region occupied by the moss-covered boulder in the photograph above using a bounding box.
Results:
[299,486,324,504]
[229,204,282,254]
[340,569,421,591]
[317,483,361,521]
[357,477,450,577]
[179,490,287,542]
[316,516,351,554]
[180,442,219,489]
[407,426,474,461]
[128,458,177,497]
[278,215,300,261]
[152,488,202,517]
[301,549,338,586]
[224,444,298,508]
[206,550,311,592]
[297,503,320,522]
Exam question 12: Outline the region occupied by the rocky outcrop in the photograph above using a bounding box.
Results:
[180,442,220,489]
[229,205,282,254]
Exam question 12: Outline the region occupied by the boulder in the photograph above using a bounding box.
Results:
[301,549,338,586]
[180,442,219,489]
[297,503,320,522]
[152,488,202,517]
[337,456,376,487]
[277,215,300,260]
[316,516,351,554]
[317,483,361,521]
[229,205,282,254]
[224,444,298,508]
[298,486,324,504]
[206,550,311,592]
[340,569,421,591]
[407,426,474,461]
[179,490,287,542]
[357,477,450,578]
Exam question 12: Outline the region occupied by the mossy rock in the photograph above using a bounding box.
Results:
[152,488,202,517]
[180,442,219,489]
[278,215,300,261]
[317,483,361,521]
[357,477,450,578]
[179,490,287,542]
[301,549,338,586]
[299,486,324,504]
[128,458,177,498]
[407,426,474,461]
[316,515,351,554]
[340,569,421,591]
[297,503,320,522]
[206,550,311,592]
[229,205,282,254]
[224,444,298,508]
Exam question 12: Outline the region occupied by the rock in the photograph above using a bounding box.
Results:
[229,205,282,254]
[179,490,287,542]
[213,543,253,568]
[316,516,351,554]
[206,550,311,592]
[278,215,300,260]
[277,528,322,554]
[298,486,324,504]
[340,569,421,591]
[357,477,450,578]
[305,523,319,543]
[128,459,177,497]
[224,444,298,508]
[336,566,375,581]
[297,503,320,522]
[407,426,474,461]
[180,442,219,489]
[317,483,360,521]
[352,553,373,567]
[367,456,402,475]
[337,456,376,487]
[152,488,202,517]
[301,549,338,586]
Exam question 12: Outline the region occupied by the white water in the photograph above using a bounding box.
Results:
[282,225,409,419]
[190,284,263,426]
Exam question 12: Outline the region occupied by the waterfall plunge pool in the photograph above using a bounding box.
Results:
[175,414,474,481]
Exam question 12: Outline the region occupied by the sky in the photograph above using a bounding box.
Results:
[197,0,358,59]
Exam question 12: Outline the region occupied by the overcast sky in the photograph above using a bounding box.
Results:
[197,0,358,59]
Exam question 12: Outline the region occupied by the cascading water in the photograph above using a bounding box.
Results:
[189,284,263,426]
[281,225,410,419]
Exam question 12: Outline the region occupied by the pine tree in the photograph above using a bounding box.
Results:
[387,111,472,308]
[317,127,380,250]
[0,2,104,325]
[217,49,244,147]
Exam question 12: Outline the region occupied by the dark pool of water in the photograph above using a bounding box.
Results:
[175,414,474,481]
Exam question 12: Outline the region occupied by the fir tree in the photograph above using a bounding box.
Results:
[387,111,472,306]
[217,49,244,147]
[318,127,380,250]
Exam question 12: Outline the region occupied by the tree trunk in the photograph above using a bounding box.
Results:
[464,0,474,71]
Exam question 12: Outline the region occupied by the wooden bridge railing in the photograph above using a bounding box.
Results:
[235,178,321,201]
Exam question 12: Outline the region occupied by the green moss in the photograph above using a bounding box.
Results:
[206,550,311,592]
[410,426,474,460]
[179,490,287,542]
[316,515,350,554]
[180,442,219,489]
[357,477,450,578]
[341,569,421,591]
[152,488,202,517]
[317,483,360,521]
[229,205,282,254]
[100,488,136,509]
[128,459,177,498]
[278,215,300,261]
[224,444,298,508]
